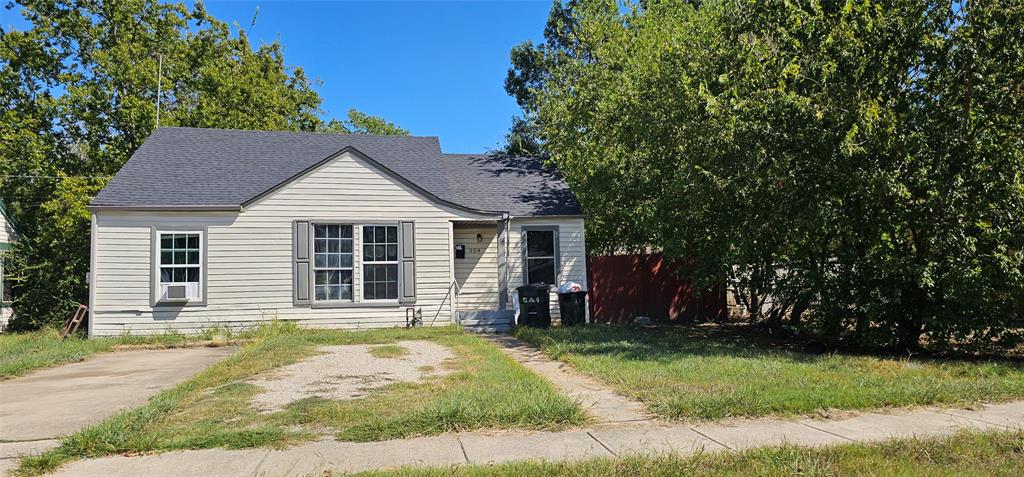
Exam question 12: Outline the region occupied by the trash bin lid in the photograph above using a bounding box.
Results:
[557,281,585,294]
[517,283,550,291]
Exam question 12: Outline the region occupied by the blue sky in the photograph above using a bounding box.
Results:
[3,1,553,153]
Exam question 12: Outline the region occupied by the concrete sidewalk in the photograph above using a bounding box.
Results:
[487,335,653,426]
[42,401,1024,477]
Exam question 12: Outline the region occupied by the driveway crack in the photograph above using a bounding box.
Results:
[689,428,731,450]
[456,436,470,463]
[587,431,617,457]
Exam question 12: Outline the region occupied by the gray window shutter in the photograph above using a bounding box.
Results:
[294,220,311,306]
[399,221,416,303]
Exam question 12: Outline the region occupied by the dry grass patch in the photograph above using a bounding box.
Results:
[250,341,452,411]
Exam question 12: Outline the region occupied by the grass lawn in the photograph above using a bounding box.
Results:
[18,324,586,476]
[514,325,1024,420]
[355,429,1024,477]
[0,327,237,379]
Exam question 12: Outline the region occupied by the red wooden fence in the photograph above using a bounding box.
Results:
[587,254,726,323]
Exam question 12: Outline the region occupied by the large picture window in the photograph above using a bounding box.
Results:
[158,232,202,302]
[313,224,354,301]
[524,228,558,285]
[362,225,399,300]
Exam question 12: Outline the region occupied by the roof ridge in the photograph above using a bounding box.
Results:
[155,126,440,141]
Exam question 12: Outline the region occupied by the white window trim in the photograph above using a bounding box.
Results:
[360,223,401,302]
[311,223,355,303]
[151,227,207,307]
[522,226,560,286]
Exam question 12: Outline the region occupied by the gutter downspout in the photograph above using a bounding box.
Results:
[88,212,97,337]
[504,213,512,310]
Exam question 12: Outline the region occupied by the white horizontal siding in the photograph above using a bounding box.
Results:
[508,217,588,319]
[91,151,489,336]
[453,225,500,311]
[0,212,14,244]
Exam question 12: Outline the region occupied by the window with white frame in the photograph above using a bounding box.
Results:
[158,232,202,301]
[313,224,354,301]
[524,228,558,285]
[362,225,399,300]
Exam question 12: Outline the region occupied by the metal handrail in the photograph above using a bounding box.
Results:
[429,280,462,326]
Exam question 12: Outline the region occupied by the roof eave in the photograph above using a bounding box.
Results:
[511,213,587,219]
[87,205,243,212]
[0,199,22,237]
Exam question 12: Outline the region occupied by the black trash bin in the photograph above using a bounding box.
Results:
[558,291,588,326]
[516,284,551,328]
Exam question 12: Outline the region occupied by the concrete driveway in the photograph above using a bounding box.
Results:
[0,346,235,466]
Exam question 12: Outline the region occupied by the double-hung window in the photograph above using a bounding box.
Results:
[313,224,354,301]
[524,227,558,285]
[362,225,399,300]
[158,232,202,302]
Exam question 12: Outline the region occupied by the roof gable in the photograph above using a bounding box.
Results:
[243,147,506,217]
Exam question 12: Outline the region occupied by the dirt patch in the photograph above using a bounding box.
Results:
[249,340,455,412]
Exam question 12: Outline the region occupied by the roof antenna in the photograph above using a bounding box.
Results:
[155,53,163,128]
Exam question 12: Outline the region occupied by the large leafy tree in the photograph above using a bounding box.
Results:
[322,109,410,136]
[0,0,404,328]
[513,0,1024,351]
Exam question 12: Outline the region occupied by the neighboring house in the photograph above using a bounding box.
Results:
[87,127,587,336]
[0,199,19,330]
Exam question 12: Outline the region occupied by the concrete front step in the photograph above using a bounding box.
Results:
[459,310,515,320]
[462,324,513,334]
[460,317,513,326]
[459,310,513,323]
[459,309,515,333]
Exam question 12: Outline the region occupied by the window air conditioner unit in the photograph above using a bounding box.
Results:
[166,285,188,300]
[161,283,199,302]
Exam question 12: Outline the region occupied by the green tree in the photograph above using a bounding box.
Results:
[321,108,410,136]
[497,115,546,158]
[515,1,1024,351]
[0,0,403,329]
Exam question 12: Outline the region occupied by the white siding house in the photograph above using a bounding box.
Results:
[88,128,587,336]
[0,200,18,330]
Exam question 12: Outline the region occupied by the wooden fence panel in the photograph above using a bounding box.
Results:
[587,254,726,323]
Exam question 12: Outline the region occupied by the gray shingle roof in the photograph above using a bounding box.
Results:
[92,127,582,217]
[440,154,582,216]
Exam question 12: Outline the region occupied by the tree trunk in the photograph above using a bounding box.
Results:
[748,292,760,322]
[854,310,869,347]
[897,312,924,351]
[897,286,927,351]
[790,294,810,327]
